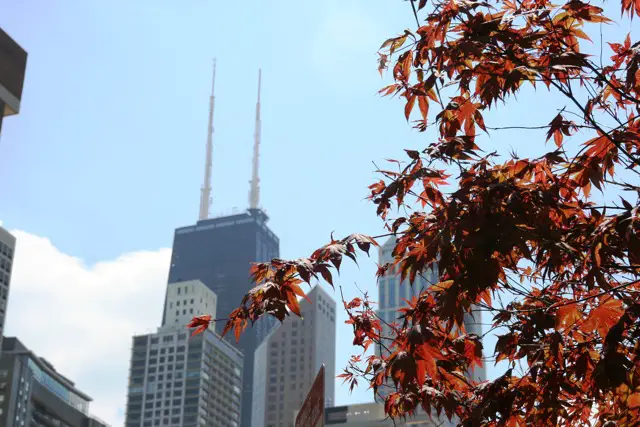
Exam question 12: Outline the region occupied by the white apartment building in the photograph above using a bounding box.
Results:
[253,285,336,427]
[125,280,242,427]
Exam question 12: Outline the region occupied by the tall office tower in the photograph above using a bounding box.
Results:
[0,227,16,359]
[252,285,336,427]
[0,337,109,427]
[125,280,243,427]
[376,237,486,400]
[0,27,27,136]
[165,68,278,427]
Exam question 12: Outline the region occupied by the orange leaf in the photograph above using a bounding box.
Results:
[187,315,212,337]
[582,297,624,337]
[479,289,491,306]
[415,344,440,379]
[629,392,640,408]
[556,303,582,331]
[234,321,244,343]
[416,359,427,388]
[289,283,311,304]
[405,95,416,121]
[593,242,603,267]
[418,95,429,121]
[286,290,302,317]
[402,50,413,78]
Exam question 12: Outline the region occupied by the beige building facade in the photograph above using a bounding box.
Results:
[253,285,336,427]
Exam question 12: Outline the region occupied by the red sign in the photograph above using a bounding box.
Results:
[296,365,325,427]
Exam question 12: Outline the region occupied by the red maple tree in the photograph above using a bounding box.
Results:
[190,0,640,424]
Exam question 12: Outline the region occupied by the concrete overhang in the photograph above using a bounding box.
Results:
[0,27,27,117]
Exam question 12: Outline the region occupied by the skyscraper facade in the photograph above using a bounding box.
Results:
[125,281,243,427]
[376,237,486,399]
[166,208,279,427]
[252,285,336,427]
[0,227,16,359]
[0,337,108,427]
[377,238,440,350]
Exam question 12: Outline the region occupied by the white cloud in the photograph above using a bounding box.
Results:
[4,230,172,426]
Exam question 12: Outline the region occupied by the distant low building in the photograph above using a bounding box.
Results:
[293,402,448,426]
[0,337,109,427]
[322,402,442,427]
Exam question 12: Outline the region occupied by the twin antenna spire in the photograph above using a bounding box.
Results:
[198,59,216,221]
[249,69,261,210]
[198,61,263,221]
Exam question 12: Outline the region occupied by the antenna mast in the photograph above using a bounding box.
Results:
[199,59,216,221]
[249,69,262,210]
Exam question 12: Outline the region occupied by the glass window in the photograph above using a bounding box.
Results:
[389,281,396,308]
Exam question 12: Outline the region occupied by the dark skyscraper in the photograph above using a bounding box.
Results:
[166,208,279,427]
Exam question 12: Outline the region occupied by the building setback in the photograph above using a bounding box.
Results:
[166,208,279,427]
[253,285,336,427]
[0,227,15,359]
[0,337,108,427]
[162,279,217,329]
[125,280,243,427]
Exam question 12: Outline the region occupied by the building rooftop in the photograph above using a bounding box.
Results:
[1,337,93,402]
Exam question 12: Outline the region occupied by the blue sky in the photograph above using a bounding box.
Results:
[0,0,635,425]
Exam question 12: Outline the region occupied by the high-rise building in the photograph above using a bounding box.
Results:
[376,237,486,399]
[165,66,279,427]
[0,27,27,136]
[377,238,440,350]
[252,285,336,427]
[125,280,243,427]
[0,337,108,427]
[0,227,16,359]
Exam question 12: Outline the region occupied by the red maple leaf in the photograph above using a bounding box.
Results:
[187,315,212,337]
